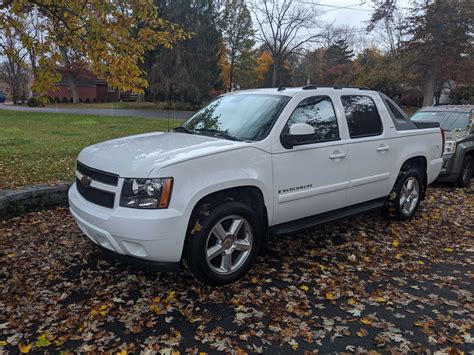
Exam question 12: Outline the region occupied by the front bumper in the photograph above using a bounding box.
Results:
[68,183,188,264]
[436,154,458,182]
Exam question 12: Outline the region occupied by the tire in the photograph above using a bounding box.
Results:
[185,201,262,285]
[389,168,423,220]
[457,155,472,188]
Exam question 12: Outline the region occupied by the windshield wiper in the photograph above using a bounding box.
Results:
[173,126,194,134]
[195,128,240,141]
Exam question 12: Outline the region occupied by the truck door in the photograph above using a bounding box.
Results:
[339,94,393,205]
[271,95,350,225]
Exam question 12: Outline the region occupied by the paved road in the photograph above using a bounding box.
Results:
[0,104,194,120]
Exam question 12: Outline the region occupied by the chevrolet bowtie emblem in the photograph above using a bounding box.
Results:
[80,175,92,187]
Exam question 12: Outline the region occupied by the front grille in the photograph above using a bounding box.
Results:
[76,178,115,208]
[77,161,119,186]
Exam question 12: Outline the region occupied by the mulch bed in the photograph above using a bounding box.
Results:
[0,184,472,353]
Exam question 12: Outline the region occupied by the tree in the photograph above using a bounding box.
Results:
[0,0,188,101]
[220,0,255,91]
[324,39,354,68]
[369,0,474,106]
[146,0,222,105]
[0,27,29,103]
[252,0,321,87]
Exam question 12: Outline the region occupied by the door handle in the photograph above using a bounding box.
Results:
[329,151,347,159]
[376,144,390,152]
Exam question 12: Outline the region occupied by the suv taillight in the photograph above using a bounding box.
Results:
[440,128,445,158]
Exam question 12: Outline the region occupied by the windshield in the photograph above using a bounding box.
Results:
[411,111,471,131]
[180,94,290,141]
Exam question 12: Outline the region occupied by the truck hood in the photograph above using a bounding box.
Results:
[444,130,470,142]
[77,132,246,177]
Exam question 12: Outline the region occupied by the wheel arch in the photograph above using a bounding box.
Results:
[182,184,270,260]
[395,155,428,199]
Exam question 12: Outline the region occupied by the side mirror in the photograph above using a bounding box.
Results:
[281,123,315,149]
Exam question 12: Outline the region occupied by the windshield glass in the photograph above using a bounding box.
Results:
[181,94,290,141]
[411,111,470,131]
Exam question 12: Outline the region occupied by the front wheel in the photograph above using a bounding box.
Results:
[185,201,262,285]
[457,155,472,188]
[389,168,423,220]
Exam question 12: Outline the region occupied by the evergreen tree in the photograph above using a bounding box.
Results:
[146,0,222,105]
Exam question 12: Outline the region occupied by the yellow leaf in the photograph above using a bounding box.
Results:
[444,247,453,252]
[395,253,402,259]
[357,328,368,337]
[299,285,309,291]
[34,334,51,347]
[361,317,372,325]
[19,343,32,354]
[417,260,425,265]
[392,240,399,247]
[373,297,386,303]
[326,292,335,300]
[0,340,7,346]
[348,298,356,305]
[149,304,161,313]
[152,296,161,303]
[117,350,127,355]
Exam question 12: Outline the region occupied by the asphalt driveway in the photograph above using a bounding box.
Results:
[0,184,472,353]
[0,104,194,120]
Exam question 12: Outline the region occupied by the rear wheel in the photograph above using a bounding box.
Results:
[389,168,423,220]
[185,201,262,285]
[457,155,472,188]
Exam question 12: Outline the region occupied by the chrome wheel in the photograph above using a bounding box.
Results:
[399,177,419,215]
[205,215,253,275]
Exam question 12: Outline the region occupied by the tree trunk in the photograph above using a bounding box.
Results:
[271,58,279,88]
[422,70,436,107]
[68,76,79,104]
[229,58,234,92]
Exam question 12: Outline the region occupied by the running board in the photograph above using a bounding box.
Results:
[269,198,386,236]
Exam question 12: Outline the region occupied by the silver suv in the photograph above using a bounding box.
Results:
[411,105,474,187]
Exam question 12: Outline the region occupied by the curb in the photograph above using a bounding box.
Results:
[0,182,72,220]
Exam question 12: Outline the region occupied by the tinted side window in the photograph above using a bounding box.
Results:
[342,95,383,138]
[286,96,339,142]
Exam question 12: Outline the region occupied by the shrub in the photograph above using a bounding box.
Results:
[62,96,68,103]
[85,98,90,103]
[27,97,41,107]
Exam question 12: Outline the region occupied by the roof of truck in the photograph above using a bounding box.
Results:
[231,85,377,97]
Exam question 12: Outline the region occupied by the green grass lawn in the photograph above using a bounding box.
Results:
[0,110,182,190]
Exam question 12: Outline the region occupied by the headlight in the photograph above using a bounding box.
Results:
[120,178,173,209]
[443,140,456,155]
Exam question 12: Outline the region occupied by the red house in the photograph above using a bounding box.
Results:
[49,70,120,103]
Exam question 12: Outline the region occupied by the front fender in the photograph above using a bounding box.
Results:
[152,147,274,225]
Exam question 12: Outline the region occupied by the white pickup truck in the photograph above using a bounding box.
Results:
[69,86,444,285]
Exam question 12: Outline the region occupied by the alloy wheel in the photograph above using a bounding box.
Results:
[205,215,253,275]
[400,177,420,215]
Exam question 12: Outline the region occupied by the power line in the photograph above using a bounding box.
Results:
[295,0,373,12]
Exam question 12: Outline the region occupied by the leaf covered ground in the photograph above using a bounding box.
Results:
[0,185,472,353]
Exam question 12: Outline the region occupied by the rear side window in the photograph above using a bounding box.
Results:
[341,95,383,138]
[286,96,340,143]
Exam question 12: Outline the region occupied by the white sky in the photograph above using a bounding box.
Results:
[318,0,373,28]
[317,0,411,27]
